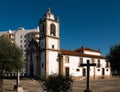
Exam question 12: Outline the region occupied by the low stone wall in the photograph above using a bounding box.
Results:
[72,75,112,80]
[94,75,111,79]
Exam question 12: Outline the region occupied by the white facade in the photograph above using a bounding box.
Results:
[48,51,59,75]
[0,8,111,79]
[39,8,60,77]
[84,51,101,56]
[60,54,111,79]
[38,8,111,79]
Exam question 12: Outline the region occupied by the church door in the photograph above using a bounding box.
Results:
[83,68,86,76]
[102,68,105,75]
[65,67,69,77]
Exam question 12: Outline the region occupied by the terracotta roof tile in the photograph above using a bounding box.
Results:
[60,49,106,59]
[75,47,100,53]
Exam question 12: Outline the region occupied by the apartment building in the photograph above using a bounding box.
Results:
[0,27,39,74]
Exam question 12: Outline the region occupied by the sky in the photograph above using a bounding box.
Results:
[0,0,120,56]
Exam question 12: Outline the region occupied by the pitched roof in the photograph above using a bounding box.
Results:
[75,47,100,53]
[60,49,106,59]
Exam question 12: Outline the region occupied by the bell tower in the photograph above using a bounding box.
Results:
[39,8,60,77]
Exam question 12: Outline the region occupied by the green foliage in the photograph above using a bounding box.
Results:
[0,36,23,73]
[43,74,73,92]
[37,75,46,81]
[107,44,120,74]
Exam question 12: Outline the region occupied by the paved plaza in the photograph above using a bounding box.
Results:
[3,77,120,92]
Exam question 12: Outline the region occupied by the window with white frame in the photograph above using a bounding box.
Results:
[91,58,94,63]
[80,58,83,64]
[97,59,101,67]
[65,56,69,63]
[106,62,110,68]
[79,58,83,67]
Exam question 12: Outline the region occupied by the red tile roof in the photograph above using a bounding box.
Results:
[75,47,100,53]
[60,49,106,59]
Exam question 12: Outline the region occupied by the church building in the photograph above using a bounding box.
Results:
[26,8,111,79]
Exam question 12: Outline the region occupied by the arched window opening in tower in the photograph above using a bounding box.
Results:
[50,24,56,36]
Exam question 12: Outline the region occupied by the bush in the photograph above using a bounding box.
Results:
[43,74,73,92]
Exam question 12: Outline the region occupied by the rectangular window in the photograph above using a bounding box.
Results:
[24,44,26,48]
[106,69,109,71]
[24,35,26,38]
[20,45,22,48]
[20,35,22,39]
[79,58,83,67]
[106,62,110,68]
[52,45,54,49]
[24,40,26,43]
[97,59,101,67]
[98,69,100,71]
[76,69,80,72]
[65,56,69,63]
[91,58,94,63]
[80,58,83,64]
[20,40,22,43]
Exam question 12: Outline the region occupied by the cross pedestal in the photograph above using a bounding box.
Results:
[16,72,24,92]
[80,60,96,92]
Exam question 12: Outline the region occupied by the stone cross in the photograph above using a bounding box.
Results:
[80,60,96,92]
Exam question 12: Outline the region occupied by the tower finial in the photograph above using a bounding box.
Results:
[98,48,101,52]
[48,1,51,11]
[47,7,51,13]
[82,44,85,49]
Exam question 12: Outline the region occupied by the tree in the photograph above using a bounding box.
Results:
[0,35,23,91]
[43,74,73,92]
[107,43,120,76]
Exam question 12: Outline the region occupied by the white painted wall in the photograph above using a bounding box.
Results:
[84,51,101,56]
[100,59,106,68]
[63,56,81,77]
[96,68,102,76]
[48,38,58,49]
[48,51,59,75]
[90,67,95,76]
[105,68,111,75]
[46,14,55,20]
[95,59,111,76]
[69,56,80,76]
[63,55,110,78]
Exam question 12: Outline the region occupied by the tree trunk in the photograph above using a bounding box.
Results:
[0,73,3,92]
